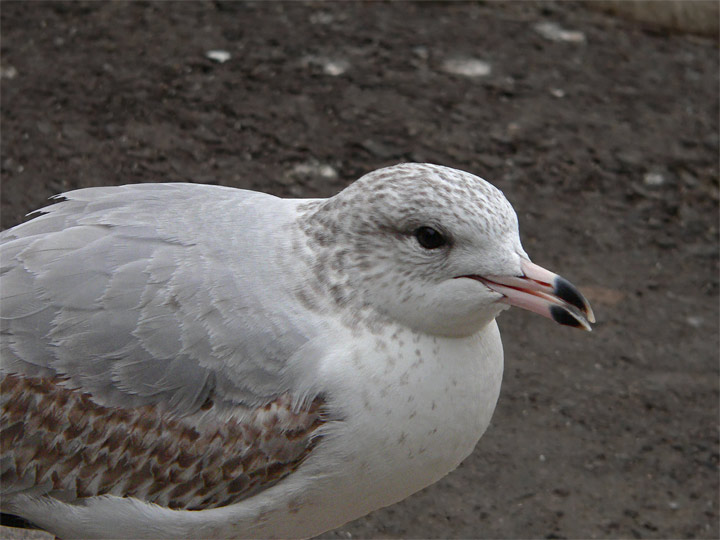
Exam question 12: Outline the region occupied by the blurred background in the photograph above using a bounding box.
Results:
[1,1,717,538]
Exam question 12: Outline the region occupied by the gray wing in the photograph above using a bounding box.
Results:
[0,183,325,415]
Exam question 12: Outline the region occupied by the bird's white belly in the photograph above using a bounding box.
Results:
[239,321,505,538]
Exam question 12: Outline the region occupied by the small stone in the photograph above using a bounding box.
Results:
[0,65,18,79]
[550,88,565,98]
[441,57,491,78]
[534,22,586,43]
[302,56,349,76]
[206,50,231,63]
[643,172,665,186]
[287,162,338,181]
[322,59,349,76]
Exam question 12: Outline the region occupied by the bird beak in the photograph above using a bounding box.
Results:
[464,259,595,331]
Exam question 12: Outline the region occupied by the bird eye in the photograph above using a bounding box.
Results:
[414,226,447,249]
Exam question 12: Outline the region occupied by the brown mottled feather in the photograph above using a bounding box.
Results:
[0,374,325,510]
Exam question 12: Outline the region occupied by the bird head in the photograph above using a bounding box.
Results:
[302,163,594,337]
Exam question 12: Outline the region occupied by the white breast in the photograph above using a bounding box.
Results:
[239,320,506,538]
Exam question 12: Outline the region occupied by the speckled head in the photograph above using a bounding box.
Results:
[300,163,528,337]
[336,163,519,241]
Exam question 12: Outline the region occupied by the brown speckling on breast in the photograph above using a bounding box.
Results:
[0,373,326,511]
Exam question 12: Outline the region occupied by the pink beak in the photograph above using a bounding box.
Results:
[462,260,595,331]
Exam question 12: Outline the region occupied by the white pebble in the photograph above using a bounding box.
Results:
[643,172,665,186]
[206,50,231,63]
[441,57,491,78]
[302,56,349,76]
[1,65,18,79]
[322,59,349,76]
[289,162,338,180]
[534,22,586,43]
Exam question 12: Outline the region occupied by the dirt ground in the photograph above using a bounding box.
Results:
[1,2,718,539]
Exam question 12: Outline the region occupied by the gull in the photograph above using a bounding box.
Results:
[0,163,594,539]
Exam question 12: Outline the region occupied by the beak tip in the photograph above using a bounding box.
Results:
[550,305,592,331]
[553,275,595,326]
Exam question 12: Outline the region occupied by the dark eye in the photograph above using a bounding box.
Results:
[414,226,447,249]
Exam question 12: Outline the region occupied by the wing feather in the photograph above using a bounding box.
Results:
[1,183,326,417]
[1,374,326,508]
